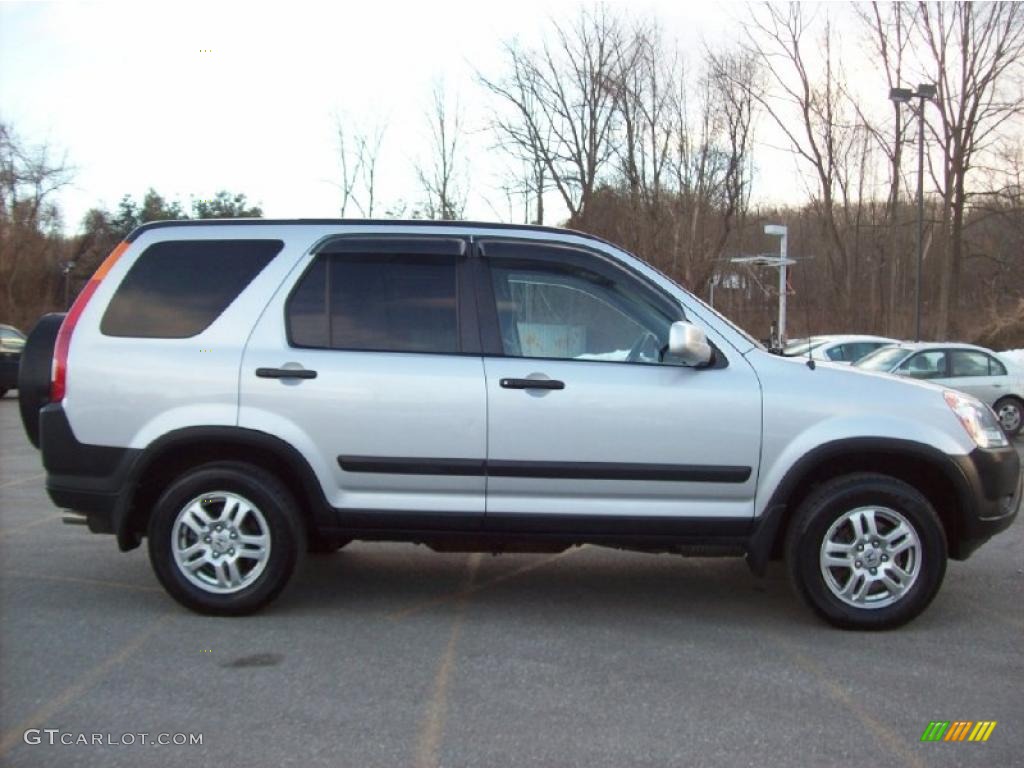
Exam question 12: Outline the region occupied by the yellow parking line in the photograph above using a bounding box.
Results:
[4,571,163,593]
[772,636,925,768]
[414,553,481,768]
[0,472,45,489]
[0,614,172,757]
[388,547,581,622]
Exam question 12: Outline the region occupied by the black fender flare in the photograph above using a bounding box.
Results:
[745,437,975,574]
[115,425,336,549]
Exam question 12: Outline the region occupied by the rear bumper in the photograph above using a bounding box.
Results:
[40,403,138,538]
[950,444,1021,559]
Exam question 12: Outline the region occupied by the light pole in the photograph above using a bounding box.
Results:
[61,260,76,309]
[889,83,936,342]
[764,224,789,345]
[731,227,796,350]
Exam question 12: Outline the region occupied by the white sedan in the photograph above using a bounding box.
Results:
[782,335,898,364]
[855,342,1024,437]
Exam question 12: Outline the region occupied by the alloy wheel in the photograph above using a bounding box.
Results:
[819,506,922,609]
[171,491,272,594]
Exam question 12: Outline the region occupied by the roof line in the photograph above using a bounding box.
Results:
[124,218,613,246]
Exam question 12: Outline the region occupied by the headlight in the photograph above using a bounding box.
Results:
[943,390,1008,448]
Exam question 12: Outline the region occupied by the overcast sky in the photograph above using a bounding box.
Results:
[1,1,867,231]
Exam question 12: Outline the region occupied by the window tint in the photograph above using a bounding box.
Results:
[825,345,847,361]
[990,356,1007,376]
[897,350,947,379]
[489,260,675,364]
[950,350,992,377]
[847,343,869,361]
[287,256,328,348]
[287,254,458,354]
[101,240,282,338]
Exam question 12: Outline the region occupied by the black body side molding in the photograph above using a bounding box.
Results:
[338,456,752,483]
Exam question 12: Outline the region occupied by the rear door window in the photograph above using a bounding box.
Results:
[286,252,459,354]
[101,240,282,338]
[950,350,992,378]
[897,350,948,379]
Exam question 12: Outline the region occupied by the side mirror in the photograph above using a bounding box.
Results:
[668,321,712,367]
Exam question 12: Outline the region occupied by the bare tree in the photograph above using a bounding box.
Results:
[479,6,626,220]
[416,82,467,220]
[608,20,676,244]
[855,1,918,334]
[333,116,362,217]
[333,114,387,217]
[703,49,758,280]
[655,47,759,294]
[739,5,862,314]
[0,122,73,324]
[914,1,1024,337]
[357,121,386,217]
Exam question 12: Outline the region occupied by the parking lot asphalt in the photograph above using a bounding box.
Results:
[0,391,1022,767]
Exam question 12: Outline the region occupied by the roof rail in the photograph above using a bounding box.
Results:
[125,217,614,247]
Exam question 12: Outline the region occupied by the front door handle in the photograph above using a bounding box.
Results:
[256,367,318,380]
[500,378,565,390]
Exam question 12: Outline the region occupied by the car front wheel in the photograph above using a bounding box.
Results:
[147,462,306,615]
[994,397,1023,438]
[786,473,947,630]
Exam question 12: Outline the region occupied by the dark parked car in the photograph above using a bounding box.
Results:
[0,324,26,397]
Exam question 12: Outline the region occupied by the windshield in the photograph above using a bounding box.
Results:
[854,346,910,371]
[782,338,828,356]
[679,287,764,350]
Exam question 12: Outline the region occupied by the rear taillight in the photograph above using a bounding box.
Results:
[50,242,129,402]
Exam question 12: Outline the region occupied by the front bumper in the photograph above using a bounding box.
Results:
[950,444,1021,559]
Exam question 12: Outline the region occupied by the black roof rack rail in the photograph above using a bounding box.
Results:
[125,218,614,248]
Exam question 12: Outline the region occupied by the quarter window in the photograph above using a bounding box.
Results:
[287,253,459,354]
[101,240,282,338]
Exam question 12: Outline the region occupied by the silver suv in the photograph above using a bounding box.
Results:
[17,220,1021,629]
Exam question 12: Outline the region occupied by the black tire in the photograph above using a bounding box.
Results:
[0,388,7,399]
[18,313,65,448]
[785,473,947,630]
[994,396,1023,438]
[147,461,306,615]
[307,535,353,554]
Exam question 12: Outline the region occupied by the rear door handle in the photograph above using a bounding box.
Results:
[500,378,565,390]
[256,367,318,380]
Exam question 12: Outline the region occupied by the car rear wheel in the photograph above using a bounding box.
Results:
[147,461,306,615]
[786,473,947,630]
[994,396,1023,437]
